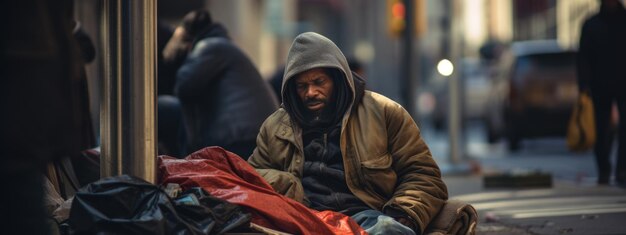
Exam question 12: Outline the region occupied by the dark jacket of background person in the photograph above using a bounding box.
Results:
[174,17,278,158]
[577,0,626,185]
[577,1,626,93]
[248,32,448,234]
[2,0,92,234]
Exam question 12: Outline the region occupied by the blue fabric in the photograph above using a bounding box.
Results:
[351,210,416,235]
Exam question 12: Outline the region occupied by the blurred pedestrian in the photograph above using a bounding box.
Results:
[248,32,447,235]
[2,0,93,233]
[163,10,278,159]
[577,0,626,186]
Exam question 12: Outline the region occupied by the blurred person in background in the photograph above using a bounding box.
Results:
[163,10,278,159]
[2,0,93,233]
[577,0,626,186]
[248,32,447,235]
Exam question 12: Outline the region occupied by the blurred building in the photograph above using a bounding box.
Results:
[512,0,601,49]
[513,0,557,41]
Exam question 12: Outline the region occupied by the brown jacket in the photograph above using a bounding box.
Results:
[248,32,448,233]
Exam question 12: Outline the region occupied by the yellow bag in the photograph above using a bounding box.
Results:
[567,92,596,151]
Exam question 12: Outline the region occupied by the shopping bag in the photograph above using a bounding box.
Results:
[567,91,595,151]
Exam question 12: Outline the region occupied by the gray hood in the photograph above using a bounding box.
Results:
[282,32,363,128]
[281,32,355,102]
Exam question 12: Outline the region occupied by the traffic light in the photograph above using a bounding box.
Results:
[387,0,406,37]
[387,0,427,38]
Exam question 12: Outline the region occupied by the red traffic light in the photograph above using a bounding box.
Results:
[392,2,405,19]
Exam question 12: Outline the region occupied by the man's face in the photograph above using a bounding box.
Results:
[294,68,334,115]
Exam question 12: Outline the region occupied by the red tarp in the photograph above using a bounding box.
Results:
[158,147,367,235]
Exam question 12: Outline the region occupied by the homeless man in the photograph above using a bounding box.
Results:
[248,32,448,235]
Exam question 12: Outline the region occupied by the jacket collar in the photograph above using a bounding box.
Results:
[275,111,296,141]
[192,23,230,46]
[275,111,305,153]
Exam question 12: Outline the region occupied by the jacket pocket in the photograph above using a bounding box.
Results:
[361,153,397,198]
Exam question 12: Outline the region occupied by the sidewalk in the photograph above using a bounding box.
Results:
[441,163,626,235]
[422,122,626,234]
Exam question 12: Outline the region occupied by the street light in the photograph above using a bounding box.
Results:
[437,59,454,77]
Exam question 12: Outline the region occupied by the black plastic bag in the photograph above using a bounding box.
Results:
[68,175,249,235]
[174,188,251,234]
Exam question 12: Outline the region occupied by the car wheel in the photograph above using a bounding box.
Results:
[504,106,521,151]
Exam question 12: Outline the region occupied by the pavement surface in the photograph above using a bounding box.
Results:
[444,176,626,235]
[422,122,626,235]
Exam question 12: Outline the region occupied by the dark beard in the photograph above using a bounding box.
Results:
[303,97,327,115]
[302,101,335,128]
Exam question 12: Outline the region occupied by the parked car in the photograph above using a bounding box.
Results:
[486,40,578,150]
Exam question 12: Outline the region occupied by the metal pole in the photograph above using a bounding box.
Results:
[447,0,462,164]
[402,0,416,118]
[100,0,157,183]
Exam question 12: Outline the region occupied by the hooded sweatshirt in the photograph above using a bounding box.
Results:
[281,33,368,215]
